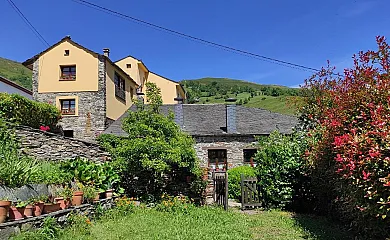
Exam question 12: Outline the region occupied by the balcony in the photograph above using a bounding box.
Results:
[115,85,126,101]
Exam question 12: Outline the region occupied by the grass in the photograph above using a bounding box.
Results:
[14,206,353,240]
[0,57,32,90]
[198,94,299,116]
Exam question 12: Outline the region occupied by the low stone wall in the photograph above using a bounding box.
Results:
[0,198,116,240]
[15,125,111,162]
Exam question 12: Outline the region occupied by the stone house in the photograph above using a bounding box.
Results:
[104,101,298,169]
[22,36,186,141]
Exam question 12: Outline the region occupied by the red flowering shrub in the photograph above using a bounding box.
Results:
[301,36,390,237]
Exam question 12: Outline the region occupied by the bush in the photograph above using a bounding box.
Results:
[0,93,61,129]
[300,36,390,237]
[99,83,205,200]
[227,166,256,200]
[254,131,309,210]
[60,157,122,193]
[0,119,41,187]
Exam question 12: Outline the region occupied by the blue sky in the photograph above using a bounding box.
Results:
[1,0,389,87]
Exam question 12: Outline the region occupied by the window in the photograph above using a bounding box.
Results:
[60,65,76,80]
[63,130,74,138]
[130,87,134,100]
[208,149,227,171]
[114,72,126,101]
[64,50,70,56]
[243,149,257,167]
[126,64,131,68]
[60,99,76,115]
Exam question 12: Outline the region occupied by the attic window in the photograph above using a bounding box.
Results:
[64,50,70,56]
[126,64,131,68]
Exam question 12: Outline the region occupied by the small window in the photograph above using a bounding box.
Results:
[126,64,131,68]
[60,99,76,115]
[208,149,227,171]
[63,130,74,138]
[243,149,257,167]
[60,65,76,80]
[114,72,126,101]
[64,50,70,56]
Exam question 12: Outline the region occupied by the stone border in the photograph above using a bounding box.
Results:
[0,198,116,239]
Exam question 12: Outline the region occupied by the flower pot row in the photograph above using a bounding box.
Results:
[0,189,114,223]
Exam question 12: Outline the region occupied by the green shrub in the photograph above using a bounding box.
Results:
[60,157,122,193]
[0,120,41,187]
[254,131,309,210]
[0,93,60,129]
[227,166,256,200]
[99,83,204,200]
[34,162,72,185]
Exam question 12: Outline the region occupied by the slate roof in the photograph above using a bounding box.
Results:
[103,104,298,137]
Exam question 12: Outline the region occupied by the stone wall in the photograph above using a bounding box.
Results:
[15,125,110,162]
[194,135,258,169]
[32,56,107,141]
[0,198,116,240]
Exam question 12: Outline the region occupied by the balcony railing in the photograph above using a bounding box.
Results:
[115,85,126,101]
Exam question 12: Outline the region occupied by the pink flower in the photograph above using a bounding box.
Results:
[39,126,50,131]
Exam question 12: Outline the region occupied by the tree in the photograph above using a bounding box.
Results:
[98,82,204,200]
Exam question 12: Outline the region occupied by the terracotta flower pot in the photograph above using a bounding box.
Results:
[55,197,70,210]
[93,193,100,203]
[105,189,114,199]
[0,201,11,223]
[9,207,24,221]
[23,205,33,218]
[43,203,61,214]
[34,202,44,217]
[72,191,84,206]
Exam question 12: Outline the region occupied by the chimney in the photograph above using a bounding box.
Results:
[103,48,110,57]
[174,97,184,128]
[225,98,237,133]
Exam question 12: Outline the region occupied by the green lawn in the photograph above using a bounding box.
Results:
[14,206,353,240]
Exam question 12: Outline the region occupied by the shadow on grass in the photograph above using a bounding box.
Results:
[292,214,355,240]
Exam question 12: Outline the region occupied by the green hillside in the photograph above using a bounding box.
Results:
[181,78,300,116]
[0,57,32,90]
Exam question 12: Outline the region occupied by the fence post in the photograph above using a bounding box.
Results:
[241,174,244,210]
[224,171,228,211]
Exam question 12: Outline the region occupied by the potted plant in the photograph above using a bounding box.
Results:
[9,201,27,221]
[0,198,11,223]
[105,182,114,199]
[23,199,34,218]
[56,188,72,210]
[72,183,84,206]
[43,198,61,214]
[33,195,47,217]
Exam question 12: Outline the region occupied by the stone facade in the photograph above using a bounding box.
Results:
[194,135,258,169]
[32,56,107,141]
[15,125,111,162]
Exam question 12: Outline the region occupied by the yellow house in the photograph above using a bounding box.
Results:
[23,36,138,140]
[23,36,186,141]
[115,56,186,103]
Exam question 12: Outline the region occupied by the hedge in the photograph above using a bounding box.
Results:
[0,93,61,129]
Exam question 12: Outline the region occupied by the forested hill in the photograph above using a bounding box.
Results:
[181,78,301,115]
